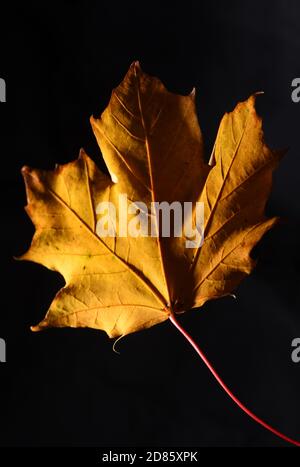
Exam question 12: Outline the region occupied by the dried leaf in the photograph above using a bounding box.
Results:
[19,63,282,338]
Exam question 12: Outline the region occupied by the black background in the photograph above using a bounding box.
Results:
[0,0,300,447]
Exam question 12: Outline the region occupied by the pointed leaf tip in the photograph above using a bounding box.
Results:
[21,165,30,175]
[190,87,196,99]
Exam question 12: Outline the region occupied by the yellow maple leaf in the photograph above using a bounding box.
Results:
[19,62,282,338]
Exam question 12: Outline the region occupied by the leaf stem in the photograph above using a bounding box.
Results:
[169,313,300,447]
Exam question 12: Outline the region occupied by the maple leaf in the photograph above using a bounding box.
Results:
[19,62,282,338]
[19,65,300,447]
